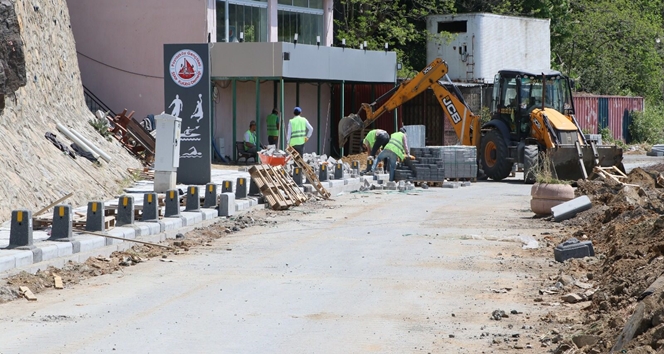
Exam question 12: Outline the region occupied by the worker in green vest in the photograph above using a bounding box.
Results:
[371,127,411,181]
[266,108,280,146]
[243,120,262,160]
[287,107,313,156]
[362,129,390,172]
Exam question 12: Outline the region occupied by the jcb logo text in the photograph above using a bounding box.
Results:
[443,96,461,124]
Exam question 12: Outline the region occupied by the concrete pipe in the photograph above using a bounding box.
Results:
[69,128,112,163]
[56,123,100,160]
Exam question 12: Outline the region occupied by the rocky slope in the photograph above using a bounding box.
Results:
[0,0,141,222]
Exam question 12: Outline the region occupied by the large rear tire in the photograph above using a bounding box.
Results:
[480,130,512,181]
[523,145,538,184]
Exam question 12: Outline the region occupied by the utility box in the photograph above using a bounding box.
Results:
[426,13,550,83]
[154,114,182,192]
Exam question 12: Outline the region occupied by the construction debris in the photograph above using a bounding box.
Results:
[107,109,155,165]
[540,166,664,352]
[18,286,37,301]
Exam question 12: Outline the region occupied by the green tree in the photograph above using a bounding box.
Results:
[334,0,454,77]
[552,0,664,99]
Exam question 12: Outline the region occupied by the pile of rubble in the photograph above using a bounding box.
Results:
[539,166,664,352]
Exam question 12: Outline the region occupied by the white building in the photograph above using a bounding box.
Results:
[426,13,550,83]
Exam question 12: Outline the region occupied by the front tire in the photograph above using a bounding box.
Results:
[523,145,539,184]
[480,130,511,181]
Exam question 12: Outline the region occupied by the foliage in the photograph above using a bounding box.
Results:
[629,102,664,144]
[599,127,626,148]
[334,0,454,76]
[533,152,569,185]
[89,116,112,142]
[334,0,664,100]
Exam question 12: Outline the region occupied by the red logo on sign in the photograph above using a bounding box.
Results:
[169,50,204,88]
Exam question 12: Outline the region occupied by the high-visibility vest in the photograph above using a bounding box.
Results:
[289,116,307,146]
[266,114,279,136]
[363,129,386,148]
[384,132,405,160]
[244,130,257,150]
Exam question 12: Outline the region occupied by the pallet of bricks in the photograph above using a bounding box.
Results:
[400,146,477,186]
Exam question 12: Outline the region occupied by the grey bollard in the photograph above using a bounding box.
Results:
[334,162,343,179]
[319,164,328,182]
[292,167,303,186]
[218,193,235,217]
[366,157,372,171]
[9,209,33,248]
[204,183,218,208]
[249,179,260,196]
[222,180,234,194]
[142,193,159,221]
[165,189,180,217]
[49,205,73,241]
[116,195,135,226]
[185,186,200,211]
[352,160,360,171]
[86,201,105,232]
[236,178,248,199]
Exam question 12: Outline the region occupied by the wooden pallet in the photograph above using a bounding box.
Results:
[72,215,117,230]
[447,177,477,183]
[286,146,331,199]
[272,165,309,203]
[248,165,306,210]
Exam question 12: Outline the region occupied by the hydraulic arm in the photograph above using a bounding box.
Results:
[338,58,480,148]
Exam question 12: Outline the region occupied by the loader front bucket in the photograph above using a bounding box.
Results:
[547,144,624,181]
[338,113,364,147]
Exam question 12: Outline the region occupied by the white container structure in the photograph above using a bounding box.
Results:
[154,114,182,192]
[426,13,550,83]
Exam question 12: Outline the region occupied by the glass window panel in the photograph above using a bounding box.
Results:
[293,0,308,7]
[278,0,292,5]
[309,0,323,9]
[216,1,226,42]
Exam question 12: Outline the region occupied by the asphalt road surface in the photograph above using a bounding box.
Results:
[1,179,560,353]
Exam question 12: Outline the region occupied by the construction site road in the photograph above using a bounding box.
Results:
[0,179,559,353]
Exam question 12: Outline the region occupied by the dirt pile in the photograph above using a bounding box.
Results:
[0,213,275,304]
[341,152,369,170]
[541,168,664,352]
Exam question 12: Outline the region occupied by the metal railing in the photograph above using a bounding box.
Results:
[83,85,116,117]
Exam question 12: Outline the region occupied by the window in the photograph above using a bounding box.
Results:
[217,0,268,42]
[278,0,323,9]
[438,21,467,33]
[278,10,323,44]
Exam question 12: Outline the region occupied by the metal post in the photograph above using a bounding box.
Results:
[317,82,321,153]
[273,81,278,108]
[232,78,237,161]
[224,0,229,42]
[280,78,285,150]
[340,80,345,157]
[256,78,261,147]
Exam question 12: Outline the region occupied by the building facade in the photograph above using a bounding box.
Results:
[67,0,334,121]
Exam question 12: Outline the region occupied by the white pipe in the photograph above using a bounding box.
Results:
[69,128,112,163]
[56,123,100,160]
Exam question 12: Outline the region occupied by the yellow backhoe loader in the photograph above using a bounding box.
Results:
[338,58,623,183]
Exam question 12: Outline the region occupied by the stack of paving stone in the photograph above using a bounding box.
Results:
[404,146,477,182]
[440,146,477,179]
[406,147,446,182]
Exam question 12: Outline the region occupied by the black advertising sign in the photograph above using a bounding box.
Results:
[163,44,211,185]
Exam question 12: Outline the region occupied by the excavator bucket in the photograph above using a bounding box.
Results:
[547,144,624,181]
[338,113,364,147]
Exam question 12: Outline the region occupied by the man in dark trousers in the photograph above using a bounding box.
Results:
[286,107,313,156]
[362,129,390,172]
[266,109,280,146]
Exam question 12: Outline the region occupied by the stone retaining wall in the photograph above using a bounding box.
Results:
[0,0,141,222]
